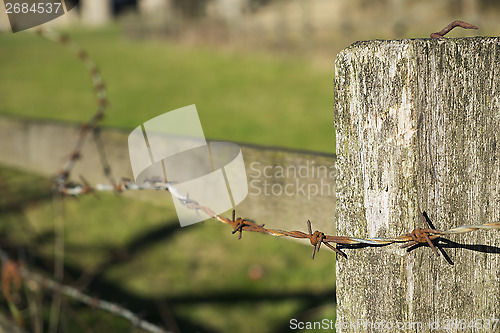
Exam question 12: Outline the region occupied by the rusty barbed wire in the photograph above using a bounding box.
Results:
[430,20,478,38]
[0,29,175,333]
[38,24,498,266]
[29,27,145,333]
[34,27,115,191]
[62,179,500,263]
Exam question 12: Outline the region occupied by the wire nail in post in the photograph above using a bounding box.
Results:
[430,20,478,38]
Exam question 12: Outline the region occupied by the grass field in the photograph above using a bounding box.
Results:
[0,25,335,154]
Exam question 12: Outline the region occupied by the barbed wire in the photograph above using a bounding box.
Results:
[36,26,120,333]
[36,24,499,267]
[34,27,116,191]
[60,179,500,261]
[0,27,172,333]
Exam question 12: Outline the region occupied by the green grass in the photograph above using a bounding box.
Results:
[0,25,335,153]
[0,166,336,333]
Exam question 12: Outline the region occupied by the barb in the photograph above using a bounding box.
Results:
[281,220,348,259]
[430,20,478,38]
[398,210,442,257]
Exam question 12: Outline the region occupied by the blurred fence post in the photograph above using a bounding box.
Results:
[334,38,500,332]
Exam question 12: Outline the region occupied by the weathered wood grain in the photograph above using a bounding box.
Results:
[335,37,500,332]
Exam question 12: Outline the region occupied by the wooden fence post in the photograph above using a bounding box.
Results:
[334,38,500,332]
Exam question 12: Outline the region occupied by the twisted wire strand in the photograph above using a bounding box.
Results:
[441,223,500,234]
